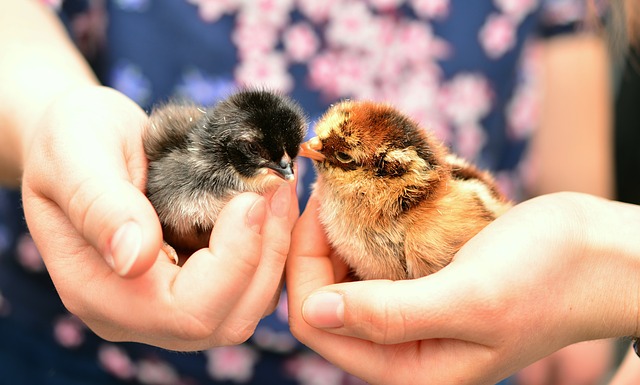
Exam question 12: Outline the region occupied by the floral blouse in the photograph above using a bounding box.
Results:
[0,0,584,383]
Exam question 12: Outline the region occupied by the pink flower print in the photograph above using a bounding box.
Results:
[285,354,344,385]
[398,94,451,145]
[424,116,452,145]
[507,42,541,140]
[296,0,342,24]
[455,122,487,161]
[137,359,180,385]
[494,171,519,202]
[53,315,86,348]
[16,233,45,272]
[494,0,538,22]
[392,68,442,123]
[238,0,294,29]
[479,13,516,59]
[507,85,539,140]
[39,0,62,10]
[326,2,376,51]
[252,326,298,353]
[397,21,450,65]
[98,344,136,380]
[519,149,538,197]
[373,15,399,47]
[409,0,450,19]
[439,73,492,126]
[333,52,374,98]
[309,51,373,99]
[276,291,288,322]
[187,0,242,23]
[517,41,543,82]
[232,18,280,58]
[206,346,259,383]
[368,0,406,11]
[235,53,293,93]
[283,22,320,62]
[308,53,340,97]
[541,0,585,25]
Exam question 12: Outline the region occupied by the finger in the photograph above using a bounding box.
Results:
[170,193,267,345]
[286,194,341,339]
[216,182,295,335]
[26,87,162,277]
[287,195,335,295]
[261,173,300,227]
[71,178,163,278]
[302,271,510,345]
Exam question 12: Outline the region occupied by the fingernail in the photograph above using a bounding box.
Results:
[302,292,344,328]
[270,182,291,218]
[108,221,142,276]
[246,197,267,234]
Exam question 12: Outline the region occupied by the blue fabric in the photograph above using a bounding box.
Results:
[0,0,583,383]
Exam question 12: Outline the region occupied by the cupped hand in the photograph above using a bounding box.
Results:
[287,192,640,385]
[22,86,298,351]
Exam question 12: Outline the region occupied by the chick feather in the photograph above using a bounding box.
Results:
[300,100,512,280]
[144,89,306,255]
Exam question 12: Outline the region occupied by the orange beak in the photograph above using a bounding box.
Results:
[299,137,325,161]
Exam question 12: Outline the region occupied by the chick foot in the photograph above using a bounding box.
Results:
[162,242,179,265]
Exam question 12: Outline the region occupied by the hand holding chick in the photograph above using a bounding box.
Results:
[144,89,306,257]
[299,100,512,280]
[23,86,302,350]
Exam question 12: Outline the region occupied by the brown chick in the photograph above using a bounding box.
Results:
[299,100,512,280]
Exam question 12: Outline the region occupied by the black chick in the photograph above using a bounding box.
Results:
[144,89,306,257]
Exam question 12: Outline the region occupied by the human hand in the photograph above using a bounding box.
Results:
[22,86,298,351]
[287,192,640,385]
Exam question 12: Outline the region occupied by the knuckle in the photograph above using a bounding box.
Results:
[170,310,258,346]
[170,310,220,342]
[175,320,215,342]
[217,322,256,346]
[230,251,261,281]
[356,297,405,344]
[66,178,113,247]
[262,242,289,270]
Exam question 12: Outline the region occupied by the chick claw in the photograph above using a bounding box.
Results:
[162,242,179,265]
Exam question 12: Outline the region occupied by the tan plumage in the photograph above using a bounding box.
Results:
[299,100,512,280]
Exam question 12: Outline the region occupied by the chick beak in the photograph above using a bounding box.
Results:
[267,154,295,181]
[299,137,325,161]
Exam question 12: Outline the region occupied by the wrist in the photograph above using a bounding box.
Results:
[0,0,99,186]
[565,193,640,340]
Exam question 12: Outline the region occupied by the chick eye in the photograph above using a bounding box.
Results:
[244,142,260,155]
[335,151,354,164]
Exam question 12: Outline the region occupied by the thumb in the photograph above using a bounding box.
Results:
[299,267,498,345]
[73,177,163,277]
